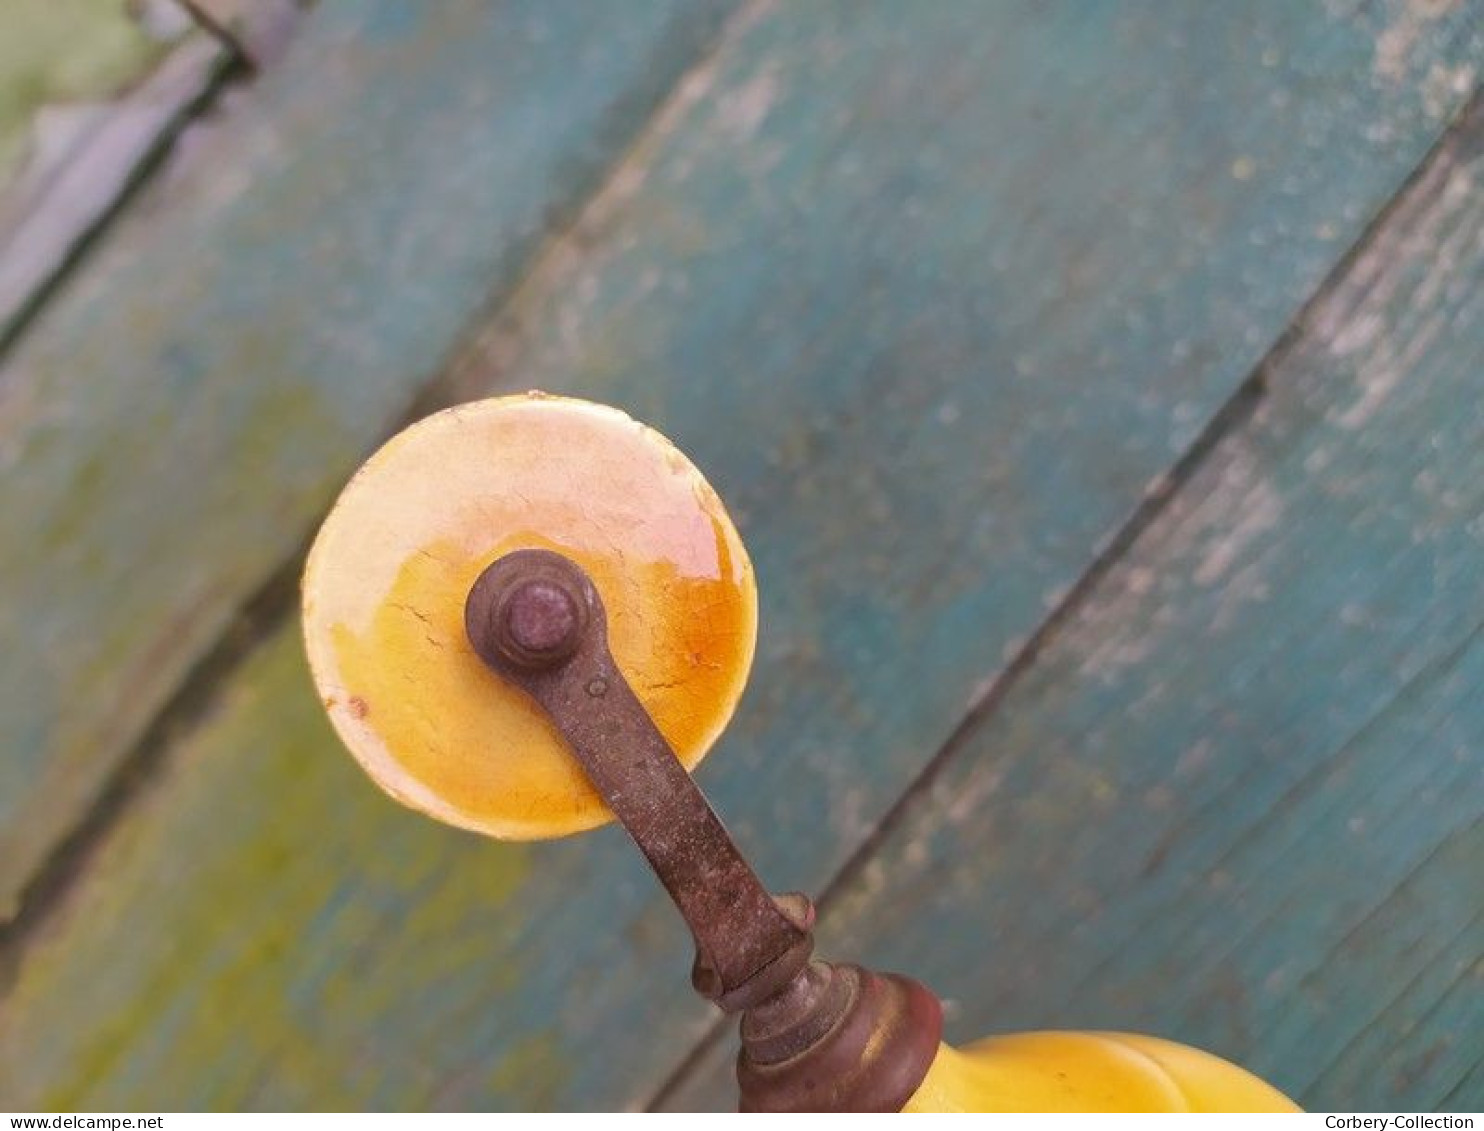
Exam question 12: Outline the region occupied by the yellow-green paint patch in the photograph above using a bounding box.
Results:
[485,1031,573,1113]
[3,630,532,1110]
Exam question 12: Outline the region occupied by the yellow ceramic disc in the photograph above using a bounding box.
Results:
[301,393,757,839]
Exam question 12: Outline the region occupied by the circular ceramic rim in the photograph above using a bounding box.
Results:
[301,393,757,839]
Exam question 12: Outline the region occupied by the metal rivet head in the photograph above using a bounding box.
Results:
[465,549,592,673]
[503,579,581,659]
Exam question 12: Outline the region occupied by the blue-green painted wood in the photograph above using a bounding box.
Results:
[663,103,1484,1111]
[5,0,1484,1112]
[0,0,741,915]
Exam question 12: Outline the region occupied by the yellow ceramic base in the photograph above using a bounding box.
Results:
[302,393,757,840]
[904,1033,1300,1113]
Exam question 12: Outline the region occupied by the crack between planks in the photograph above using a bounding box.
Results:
[403,0,779,421]
[0,542,302,983]
[644,85,1484,1113]
[175,0,304,72]
[0,0,328,360]
[0,48,245,362]
[0,0,768,979]
[0,0,317,362]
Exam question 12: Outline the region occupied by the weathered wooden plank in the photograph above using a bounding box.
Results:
[664,98,1484,1111]
[3,636,548,1110]
[0,1,212,342]
[6,0,1484,1112]
[0,0,742,916]
[0,0,179,189]
[0,36,231,347]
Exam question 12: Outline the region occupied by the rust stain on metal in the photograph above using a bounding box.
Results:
[465,548,942,1111]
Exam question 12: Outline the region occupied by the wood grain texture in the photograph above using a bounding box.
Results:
[6,0,1484,1112]
[0,0,741,916]
[663,100,1484,1112]
[0,34,231,345]
[0,0,212,342]
[0,0,179,189]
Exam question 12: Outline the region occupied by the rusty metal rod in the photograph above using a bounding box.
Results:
[464,548,811,1008]
[464,548,941,1111]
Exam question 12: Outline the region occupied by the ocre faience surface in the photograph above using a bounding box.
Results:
[904,1035,1298,1112]
[302,394,756,838]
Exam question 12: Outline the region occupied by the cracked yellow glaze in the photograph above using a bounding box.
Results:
[904,1033,1300,1112]
[302,393,756,839]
